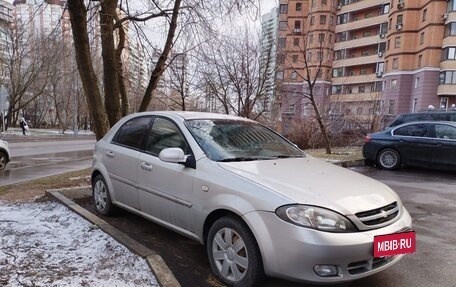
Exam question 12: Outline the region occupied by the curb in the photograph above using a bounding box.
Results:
[46,188,181,287]
[333,158,366,168]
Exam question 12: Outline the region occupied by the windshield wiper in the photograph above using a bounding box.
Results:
[274,154,304,159]
[218,157,259,162]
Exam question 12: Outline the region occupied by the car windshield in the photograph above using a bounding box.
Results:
[185,119,304,161]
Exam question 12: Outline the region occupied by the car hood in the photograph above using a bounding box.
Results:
[218,157,399,215]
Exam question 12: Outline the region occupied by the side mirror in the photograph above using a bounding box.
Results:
[158,148,196,169]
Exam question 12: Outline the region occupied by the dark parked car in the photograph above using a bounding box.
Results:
[363,121,456,170]
[387,110,456,129]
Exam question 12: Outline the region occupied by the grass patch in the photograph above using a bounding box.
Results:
[0,168,91,196]
[305,146,363,162]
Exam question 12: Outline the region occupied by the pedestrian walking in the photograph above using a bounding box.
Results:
[19,117,28,135]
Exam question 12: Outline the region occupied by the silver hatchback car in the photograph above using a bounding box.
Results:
[92,111,413,286]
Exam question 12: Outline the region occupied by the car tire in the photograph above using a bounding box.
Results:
[207,215,265,287]
[377,148,401,170]
[0,151,7,170]
[92,174,116,215]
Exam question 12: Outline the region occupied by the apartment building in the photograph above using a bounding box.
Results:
[0,0,13,83]
[276,0,456,130]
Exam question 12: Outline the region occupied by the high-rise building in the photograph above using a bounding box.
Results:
[0,0,13,82]
[276,0,456,130]
[260,7,279,123]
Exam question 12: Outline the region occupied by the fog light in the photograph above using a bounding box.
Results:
[314,265,339,277]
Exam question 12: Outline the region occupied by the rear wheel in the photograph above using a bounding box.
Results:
[207,216,265,287]
[377,148,401,170]
[0,151,7,170]
[92,174,116,215]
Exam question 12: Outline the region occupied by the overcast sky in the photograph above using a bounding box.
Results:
[260,0,278,15]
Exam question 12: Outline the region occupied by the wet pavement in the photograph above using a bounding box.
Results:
[0,137,96,186]
[74,166,456,287]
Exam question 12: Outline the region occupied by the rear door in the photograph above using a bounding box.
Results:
[432,123,456,170]
[392,123,435,167]
[105,116,152,210]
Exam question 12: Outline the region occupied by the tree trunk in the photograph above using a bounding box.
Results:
[68,0,108,140]
[114,15,129,117]
[139,0,182,112]
[100,0,122,125]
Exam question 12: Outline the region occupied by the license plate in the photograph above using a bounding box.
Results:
[374,231,416,257]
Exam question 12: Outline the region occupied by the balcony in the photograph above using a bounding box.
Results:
[333,55,381,68]
[338,0,389,14]
[336,14,388,33]
[332,74,379,85]
[437,85,456,96]
[334,35,385,50]
[330,92,382,103]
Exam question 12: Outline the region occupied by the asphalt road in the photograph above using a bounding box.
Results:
[0,136,96,186]
[76,165,456,287]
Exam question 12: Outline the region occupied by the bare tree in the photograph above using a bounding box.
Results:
[67,0,260,139]
[198,28,274,120]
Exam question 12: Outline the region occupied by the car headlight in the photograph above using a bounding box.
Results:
[276,205,357,233]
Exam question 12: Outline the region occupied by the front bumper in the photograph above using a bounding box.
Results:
[243,207,413,283]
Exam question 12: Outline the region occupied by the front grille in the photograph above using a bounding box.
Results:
[347,257,393,275]
[355,202,399,226]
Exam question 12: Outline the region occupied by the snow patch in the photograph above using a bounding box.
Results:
[0,202,158,287]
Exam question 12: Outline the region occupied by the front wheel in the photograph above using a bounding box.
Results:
[377,148,401,170]
[92,174,116,215]
[207,216,264,287]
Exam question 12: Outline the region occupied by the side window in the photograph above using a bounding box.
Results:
[112,116,151,149]
[146,118,189,156]
[435,124,456,139]
[393,124,429,137]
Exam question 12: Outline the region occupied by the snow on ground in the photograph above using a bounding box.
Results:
[2,127,95,137]
[0,201,158,287]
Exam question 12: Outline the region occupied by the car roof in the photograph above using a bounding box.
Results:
[131,111,255,122]
[393,120,456,128]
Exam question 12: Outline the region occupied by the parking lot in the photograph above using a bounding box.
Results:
[77,165,456,287]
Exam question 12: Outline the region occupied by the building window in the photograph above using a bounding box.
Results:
[322,0,327,5]
[287,104,295,114]
[291,71,298,81]
[440,97,449,110]
[320,15,327,24]
[309,33,314,44]
[278,37,286,48]
[279,21,287,31]
[420,32,425,45]
[418,55,422,67]
[276,71,284,80]
[292,55,299,63]
[293,37,300,46]
[415,77,420,89]
[383,4,390,14]
[317,52,323,61]
[310,16,315,25]
[449,0,456,11]
[359,86,365,93]
[394,37,401,48]
[442,47,456,60]
[388,100,395,114]
[333,68,343,77]
[296,2,302,11]
[387,39,390,50]
[397,14,403,25]
[445,23,456,37]
[319,33,325,43]
[392,58,399,69]
[391,79,398,88]
[337,14,348,24]
[279,4,288,14]
[277,54,285,65]
[360,68,367,75]
[422,9,427,22]
[294,20,301,31]
[440,71,456,84]
[306,51,313,61]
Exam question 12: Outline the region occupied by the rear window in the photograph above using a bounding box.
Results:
[388,112,456,128]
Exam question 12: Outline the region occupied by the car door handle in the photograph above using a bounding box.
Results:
[105,151,115,158]
[140,162,153,171]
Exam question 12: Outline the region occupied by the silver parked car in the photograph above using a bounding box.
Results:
[0,139,10,170]
[92,111,413,286]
